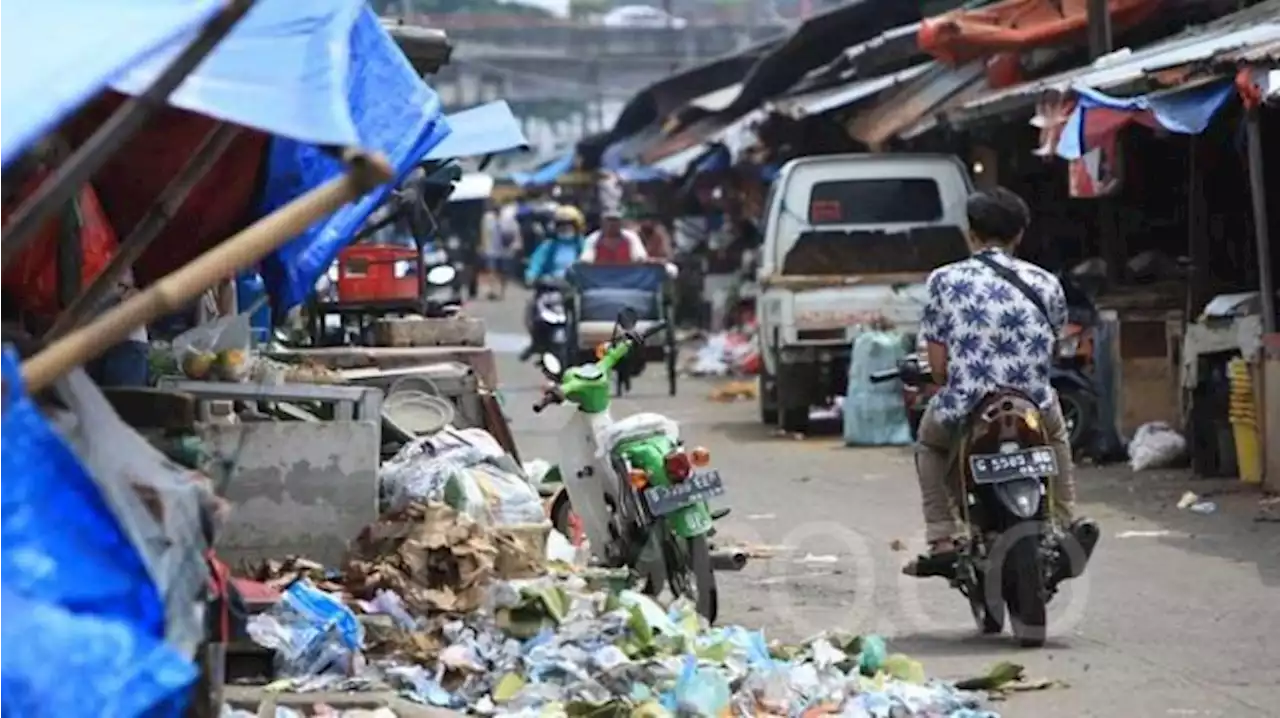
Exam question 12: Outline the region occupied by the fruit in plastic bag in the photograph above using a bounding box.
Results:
[216,348,249,381]
[181,351,216,379]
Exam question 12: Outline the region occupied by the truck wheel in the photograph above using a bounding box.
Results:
[759,370,778,424]
[779,406,809,434]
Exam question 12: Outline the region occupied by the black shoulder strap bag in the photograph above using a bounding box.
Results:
[972,252,1053,329]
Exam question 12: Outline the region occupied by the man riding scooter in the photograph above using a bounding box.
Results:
[520,205,586,361]
[906,187,1097,580]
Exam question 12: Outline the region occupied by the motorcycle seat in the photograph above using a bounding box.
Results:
[596,412,680,458]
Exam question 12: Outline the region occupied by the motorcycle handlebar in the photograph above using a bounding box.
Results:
[532,386,564,413]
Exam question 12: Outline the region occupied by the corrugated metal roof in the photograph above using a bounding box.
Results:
[770,63,933,118]
[953,2,1280,120]
[847,60,987,148]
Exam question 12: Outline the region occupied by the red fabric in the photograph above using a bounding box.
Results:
[2,174,119,318]
[61,93,270,286]
[593,235,636,264]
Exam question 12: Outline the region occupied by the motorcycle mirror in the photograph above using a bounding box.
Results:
[540,353,563,379]
[425,264,457,286]
[617,307,638,331]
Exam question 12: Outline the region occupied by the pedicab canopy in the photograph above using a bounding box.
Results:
[2,0,451,312]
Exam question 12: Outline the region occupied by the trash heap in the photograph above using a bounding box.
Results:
[243,503,1008,718]
[685,331,759,377]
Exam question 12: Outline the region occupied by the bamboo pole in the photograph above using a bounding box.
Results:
[20,152,393,392]
[1,0,255,266]
[45,124,243,341]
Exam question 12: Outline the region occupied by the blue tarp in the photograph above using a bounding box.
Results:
[0,352,195,716]
[258,7,451,312]
[1057,81,1234,160]
[2,0,375,167]
[0,0,224,166]
[512,151,576,187]
[424,101,527,161]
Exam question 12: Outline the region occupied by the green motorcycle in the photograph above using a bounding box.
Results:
[535,308,723,621]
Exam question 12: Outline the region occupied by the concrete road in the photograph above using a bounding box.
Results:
[470,290,1280,718]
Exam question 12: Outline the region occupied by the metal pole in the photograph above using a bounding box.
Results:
[1087,0,1113,59]
[44,124,242,341]
[1246,108,1275,334]
[1,0,254,267]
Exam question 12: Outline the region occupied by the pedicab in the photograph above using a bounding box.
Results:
[564,261,678,396]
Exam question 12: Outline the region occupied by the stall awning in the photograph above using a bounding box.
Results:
[651,144,709,175]
[688,83,744,113]
[450,172,495,202]
[770,63,933,118]
[1,0,225,166]
[1056,81,1235,160]
[511,151,577,187]
[949,4,1280,127]
[846,61,987,147]
[423,101,528,161]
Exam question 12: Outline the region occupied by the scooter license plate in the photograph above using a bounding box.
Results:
[968,448,1059,484]
[644,470,725,516]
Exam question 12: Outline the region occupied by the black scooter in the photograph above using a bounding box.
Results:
[524,278,569,364]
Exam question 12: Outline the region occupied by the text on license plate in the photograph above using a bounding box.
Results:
[644,470,725,516]
[968,448,1059,484]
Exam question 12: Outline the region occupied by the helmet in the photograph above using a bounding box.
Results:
[553,205,585,232]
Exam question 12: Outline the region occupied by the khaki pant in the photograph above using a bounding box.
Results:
[916,398,1078,543]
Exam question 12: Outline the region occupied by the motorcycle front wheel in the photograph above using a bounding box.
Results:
[662,532,718,623]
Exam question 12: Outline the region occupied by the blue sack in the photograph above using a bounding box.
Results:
[842,331,913,446]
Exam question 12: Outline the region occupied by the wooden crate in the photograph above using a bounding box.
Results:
[370,316,485,348]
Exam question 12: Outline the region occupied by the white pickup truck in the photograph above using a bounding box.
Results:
[755,154,973,433]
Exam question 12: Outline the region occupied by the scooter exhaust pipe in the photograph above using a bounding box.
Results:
[711,548,748,572]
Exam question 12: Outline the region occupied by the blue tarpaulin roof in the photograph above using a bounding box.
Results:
[0,0,224,166]
[1056,81,1234,160]
[424,101,528,161]
[1,0,378,167]
[258,7,450,311]
[512,151,576,187]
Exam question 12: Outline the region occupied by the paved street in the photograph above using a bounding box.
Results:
[471,290,1279,718]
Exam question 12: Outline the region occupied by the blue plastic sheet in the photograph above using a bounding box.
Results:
[111,0,366,149]
[843,331,913,446]
[1,588,196,718]
[513,151,576,187]
[0,0,223,166]
[0,352,193,716]
[1057,81,1234,160]
[424,101,527,161]
[258,6,451,311]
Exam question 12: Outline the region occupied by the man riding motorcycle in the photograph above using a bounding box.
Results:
[906,186,1095,577]
[520,205,586,361]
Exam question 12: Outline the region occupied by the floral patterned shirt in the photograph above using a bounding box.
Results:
[919,248,1067,424]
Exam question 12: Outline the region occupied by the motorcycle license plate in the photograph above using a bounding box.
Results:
[644,470,725,516]
[968,448,1059,484]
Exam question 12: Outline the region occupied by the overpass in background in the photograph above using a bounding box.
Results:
[409,21,787,153]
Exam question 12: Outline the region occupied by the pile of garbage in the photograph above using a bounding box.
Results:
[685,331,759,377]
[243,504,1009,717]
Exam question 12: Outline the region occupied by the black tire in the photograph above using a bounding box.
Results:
[549,489,574,538]
[663,533,718,623]
[759,369,778,424]
[1058,390,1095,454]
[779,406,809,434]
[969,570,1006,635]
[1003,533,1048,648]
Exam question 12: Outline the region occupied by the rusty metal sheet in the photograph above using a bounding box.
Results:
[846,61,987,148]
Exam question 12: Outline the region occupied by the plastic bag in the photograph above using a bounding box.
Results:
[49,366,213,658]
[843,331,913,447]
[247,580,364,678]
[0,588,197,718]
[1128,421,1187,471]
[171,310,252,381]
[596,412,680,458]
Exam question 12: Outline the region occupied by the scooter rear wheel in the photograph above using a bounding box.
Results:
[1003,533,1048,647]
[663,533,718,623]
